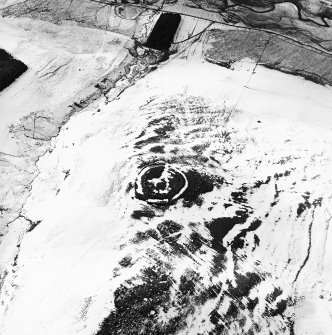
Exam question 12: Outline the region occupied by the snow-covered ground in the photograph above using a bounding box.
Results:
[0,16,134,273]
[1,54,332,334]
[1,0,332,333]
[0,17,132,152]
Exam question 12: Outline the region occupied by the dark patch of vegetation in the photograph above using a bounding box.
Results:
[135,117,176,150]
[253,234,260,249]
[176,271,202,306]
[191,143,210,154]
[296,193,322,217]
[0,205,9,214]
[96,267,185,335]
[182,170,215,207]
[207,209,249,255]
[274,170,291,180]
[247,297,259,311]
[148,117,176,136]
[131,209,155,220]
[209,309,225,333]
[231,186,248,204]
[125,182,134,194]
[178,275,196,296]
[231,219,262,251]
[186,232,208,253]
[0,49,27,92]
[206,210,250,275]
[313,197,322,207]
[253,176,271,188]
[157,220,183,237]
[211,252,228,275]
[266,287,283,303]
[228,272,262,298]
[226,301,239,319]
[135,135,163,149]
[131,229,159,243]
[205,284,223,300]
[190,283,223,314]
[13,254,19,266]
[289,319,296,335]
[160,233,190,258]
[119,256,132,268]
[265,298,288,317]
[207,216,244,253]
[150,145,165,153]
[297,192,311,217]
[26,220,42,233]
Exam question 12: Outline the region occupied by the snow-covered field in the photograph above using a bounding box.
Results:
[1,0,332,333]
[1,54,332,334]
[0,16,134,269]
[0,16,133,152]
